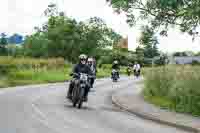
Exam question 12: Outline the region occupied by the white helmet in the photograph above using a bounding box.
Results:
[88,58,93,62]
[79,54,87,60]
[114,60,118,64]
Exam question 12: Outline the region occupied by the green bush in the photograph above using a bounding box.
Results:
[98,56,113,66]
[96,68,111,78]
[101,64,112,69]
[191,60,200,66]
[143,65,200,116]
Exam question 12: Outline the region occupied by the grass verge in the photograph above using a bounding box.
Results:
[143,65,200,117]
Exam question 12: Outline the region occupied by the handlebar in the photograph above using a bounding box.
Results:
[70,73,95,78]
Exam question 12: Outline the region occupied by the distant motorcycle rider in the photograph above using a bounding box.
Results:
[67,54,92,101]
[133,62,141,77]
[111,60,120,78]
[126,63,132,76]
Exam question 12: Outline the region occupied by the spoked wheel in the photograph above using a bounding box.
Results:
[112,75,118,82]
[77,87,85,109]
[72,83,79,107]
[113,79,117,82]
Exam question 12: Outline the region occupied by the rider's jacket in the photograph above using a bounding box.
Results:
[88,63,96,76]
[72,63,92,78]
[112,63,120,70]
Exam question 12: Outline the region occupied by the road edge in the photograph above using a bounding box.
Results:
[111,93,199,133]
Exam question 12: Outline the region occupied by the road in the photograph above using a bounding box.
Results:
[0,77,191,133]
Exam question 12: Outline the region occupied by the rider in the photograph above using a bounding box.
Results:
[127,63,132,68]
[133,61,141,76]
[87,57,97,88]
[111,60,120,78]
[127,63,132,74]
[67,54,92,101]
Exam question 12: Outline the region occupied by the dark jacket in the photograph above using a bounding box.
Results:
[112,63,120,70]
[88,63,97,75]
[72,63,92,77]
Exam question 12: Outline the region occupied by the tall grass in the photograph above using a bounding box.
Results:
[0,57,113,88]
[0,57,70,88]
[0,56,65,70]
[6,69,70,87]
[143,65,200,116]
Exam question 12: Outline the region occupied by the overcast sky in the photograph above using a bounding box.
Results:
[1,0,200,53]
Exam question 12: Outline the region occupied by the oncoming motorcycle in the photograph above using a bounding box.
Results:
[111,69,119,82]
[70,73,92,109]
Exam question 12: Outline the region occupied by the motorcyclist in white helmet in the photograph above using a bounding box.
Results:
[111,60,120,78]
[67,54,92,101]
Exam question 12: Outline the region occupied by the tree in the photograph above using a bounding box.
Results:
[0,33,8,55]
[23,4,122,63]
[154,53,169,65]
[0,33,8,45]
[173,51,195,57]
[195,52,200,56]
[139,26,160,58]
[135,46,145,65]
[107,0,200,38]
[173,51,188,56]
[23,33,49,58]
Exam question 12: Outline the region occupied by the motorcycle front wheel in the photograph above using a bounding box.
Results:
[77,87,85,109]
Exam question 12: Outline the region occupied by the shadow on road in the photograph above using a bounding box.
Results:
[63,104,95,111]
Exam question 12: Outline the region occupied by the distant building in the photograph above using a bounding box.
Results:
[170,56,200,64]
